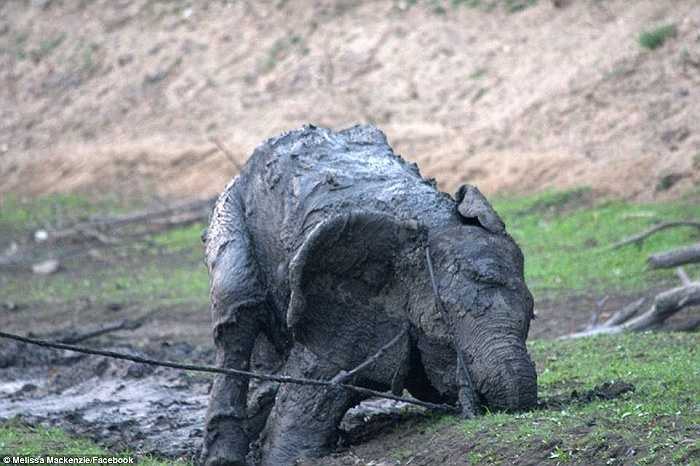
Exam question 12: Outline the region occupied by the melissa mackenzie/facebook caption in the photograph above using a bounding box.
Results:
[2,456,136,465]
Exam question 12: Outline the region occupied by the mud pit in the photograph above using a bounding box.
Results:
[0,340,428,462]
[0,341,211,460]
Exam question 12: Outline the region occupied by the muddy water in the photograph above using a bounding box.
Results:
[0,342,426,462]
[0,343,210,460]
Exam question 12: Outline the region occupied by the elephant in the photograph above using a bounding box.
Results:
[201,124,537,466]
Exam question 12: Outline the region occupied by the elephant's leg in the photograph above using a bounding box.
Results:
[201,244,268,465]
[260,345,360,466]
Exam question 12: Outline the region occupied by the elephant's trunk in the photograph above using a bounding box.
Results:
[461,332,537,411]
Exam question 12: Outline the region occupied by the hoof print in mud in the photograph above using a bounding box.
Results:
[202,125,538,466]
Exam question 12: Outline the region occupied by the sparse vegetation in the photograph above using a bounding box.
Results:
[494,189,700,294]
[468,68,487,80]
[3,189,699,307]
[638,24,677,50]
[261,34,306,73]
[435,332,699,465]
[656,173,685,192]
[0,418,190,465]
[29,33,66,63]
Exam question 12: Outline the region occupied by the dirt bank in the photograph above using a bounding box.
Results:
[1,0,699,200]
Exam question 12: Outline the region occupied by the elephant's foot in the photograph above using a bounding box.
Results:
[201,416,249,466]
[260,345,358,466]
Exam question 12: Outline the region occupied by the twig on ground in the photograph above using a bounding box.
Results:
[39,197,215,244]
[0,197,217,269]
[610,221,700,250]
[47,318,146,344]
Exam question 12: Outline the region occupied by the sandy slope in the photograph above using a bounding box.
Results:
[1,0,699,200]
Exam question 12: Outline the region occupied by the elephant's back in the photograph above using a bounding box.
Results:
[238,125,458,251]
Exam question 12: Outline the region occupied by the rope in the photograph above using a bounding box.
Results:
[425,245,478,417]
[0,330,459,414]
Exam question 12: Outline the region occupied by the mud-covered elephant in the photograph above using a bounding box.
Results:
[201,125,537,466]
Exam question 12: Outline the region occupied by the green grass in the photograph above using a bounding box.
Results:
[493,188,700,295]
[638,24,677,51]
[150,222,207,252]
[0,193,129,235]
[431,332,700,465]
[1,259,208,305]
[1,191,699,464]
[0,194,207,306]
[3,188,699,305]
[0,419,190,465]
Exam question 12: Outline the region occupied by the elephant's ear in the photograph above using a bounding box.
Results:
[454,184,505,234]
[286,211,423,371]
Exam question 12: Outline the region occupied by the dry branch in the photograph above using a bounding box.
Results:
[47,318,145,344]
[586,296,609,330]
[648,243,700,269]
[562,282,700,339]
[610,221,700,250]
[0,197,217,269]
[600,298,645,328]
[42,197,216,243]
[676,267,692,287]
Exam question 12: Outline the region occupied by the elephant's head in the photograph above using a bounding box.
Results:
[426,185,537,412]
[285,185,536,413]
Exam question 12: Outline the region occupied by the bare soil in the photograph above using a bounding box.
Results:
[1,0,700,201]
[2,1,699,463]
[0,242,684,464]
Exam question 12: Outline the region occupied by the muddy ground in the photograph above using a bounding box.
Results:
[0,233,689,464]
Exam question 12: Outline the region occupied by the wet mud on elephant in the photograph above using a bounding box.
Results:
[201,125,537,466]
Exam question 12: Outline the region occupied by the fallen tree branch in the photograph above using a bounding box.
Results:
[561,283,700,339]
[600,298,645,328]
[648,243,700,269]
[586,296,609,330]
[39,197,216,244]
[0,197,217,269]
[676,267,692,287]
[0,331,460,414]
[44,318,145,344]
[610,221,700,250]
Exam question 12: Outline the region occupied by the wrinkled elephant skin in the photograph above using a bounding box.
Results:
[201,125,536,466]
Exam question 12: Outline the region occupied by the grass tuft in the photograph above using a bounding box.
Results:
[638,24,677,50]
